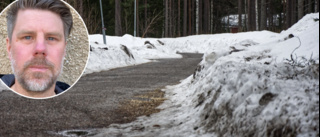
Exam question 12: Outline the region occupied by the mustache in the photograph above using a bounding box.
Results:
[23,57,55,71]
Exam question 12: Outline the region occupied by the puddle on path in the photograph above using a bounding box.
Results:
[50,129,98,137]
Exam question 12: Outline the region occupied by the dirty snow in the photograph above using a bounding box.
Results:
[1,11,318,136]
[85,22,282,75]
[0,82,7,91]
[93,13,319,137]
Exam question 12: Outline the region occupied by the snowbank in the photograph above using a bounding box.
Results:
[85,19,281,75]
[84,34,183,75]
[84,35,148,74]
[161,30,278,54]
[85,25,281,75]
[96,13,319,137]
[0,82,7,91]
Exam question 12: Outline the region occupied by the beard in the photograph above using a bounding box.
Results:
[11,56,63,92]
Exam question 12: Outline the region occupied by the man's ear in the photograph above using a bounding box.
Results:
[6,37,12,60]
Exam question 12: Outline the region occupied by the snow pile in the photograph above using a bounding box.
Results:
[85,35,148,74]
[96,13,319,137]
[282,13,320,36]
[0,82,7,91]
[84,34,182,75]
[93,34,182,59]
[161,31,278,54]
[191,61,318,137]
[85,24,280,75]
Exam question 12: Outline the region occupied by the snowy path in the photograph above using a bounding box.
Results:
[0,53,202,136]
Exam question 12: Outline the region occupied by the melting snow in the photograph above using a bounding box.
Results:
[94,13,319,137]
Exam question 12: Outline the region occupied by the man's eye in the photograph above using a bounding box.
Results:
[24,36,32,40]
[48,37,56,41]
[48,37,57,41]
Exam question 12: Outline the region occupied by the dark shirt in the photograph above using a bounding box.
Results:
[0,74,69,95]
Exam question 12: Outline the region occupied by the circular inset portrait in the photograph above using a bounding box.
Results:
[0,0,89,99]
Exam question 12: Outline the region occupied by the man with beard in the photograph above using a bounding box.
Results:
[1,0,73,98]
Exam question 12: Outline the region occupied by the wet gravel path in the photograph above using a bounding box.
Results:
[0,53,203,136]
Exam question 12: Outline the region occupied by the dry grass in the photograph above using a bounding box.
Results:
[114,89,166,123]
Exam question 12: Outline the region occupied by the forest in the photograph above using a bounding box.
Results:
[1,0,319,38]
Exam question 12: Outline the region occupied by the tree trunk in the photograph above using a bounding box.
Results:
[238,0,243,32]
[244,0,248,31]
[260,0,266,30]
[279,7,283,30]
[252,0,256,31]
[247,0,251,31]
[199,0,202,34]
[178,0,181,37]
[211,0,214,33]
[317,0,320,12]
[115,0,122,36]
[165,0,169,37]
[298,0,304,20]
[204,0,210,34]
[171,0,175,37]
[269,1,274,31]
[169,0,172,37]
[196,0,199,34]
[256,0,259,30]
[292,0,297,24]
[307,0,312,13]
[136,0,140,37]
[184,0,187,36]
[286,0,293,29]
[144,0,148,37]
[191,0,194,35]
[189,0,192,35]
[248,0,256,31]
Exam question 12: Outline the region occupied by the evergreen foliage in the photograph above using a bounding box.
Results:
[1,0,319,37]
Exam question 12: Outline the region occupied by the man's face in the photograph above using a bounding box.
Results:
[7,9,66,93]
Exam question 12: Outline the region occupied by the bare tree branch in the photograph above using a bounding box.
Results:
[142,11,163,38]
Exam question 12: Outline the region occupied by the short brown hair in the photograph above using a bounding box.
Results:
[6,0,73,41]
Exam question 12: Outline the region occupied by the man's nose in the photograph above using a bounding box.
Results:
[34,36,47,56]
